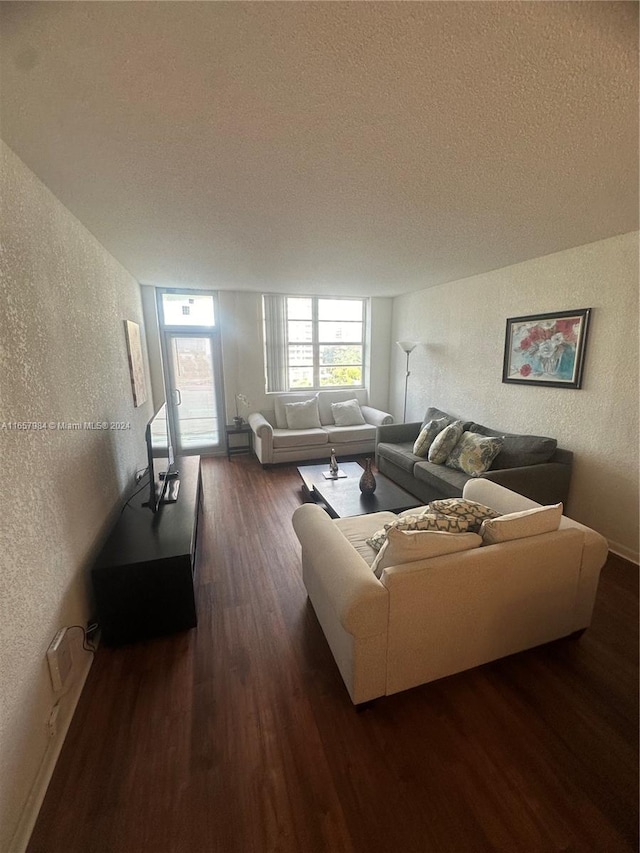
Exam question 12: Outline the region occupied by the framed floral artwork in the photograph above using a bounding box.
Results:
[502,308,591,389]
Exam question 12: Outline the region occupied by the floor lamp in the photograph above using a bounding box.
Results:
[397,341,417,423]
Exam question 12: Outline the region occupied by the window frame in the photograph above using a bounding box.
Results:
[284,296,366,391]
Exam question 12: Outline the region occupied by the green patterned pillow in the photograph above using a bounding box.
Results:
[427,420,465,464]
[445,431,504,477]
[428,498,501,533]
[412,418,448,457]
[366,511,470,551]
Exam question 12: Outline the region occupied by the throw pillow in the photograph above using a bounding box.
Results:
[412,417,448,457]
[479,503,563,545]
[428,498,501,533]
[331,398,366,427]
[468,423,558,469]
[285,397,322,430]
[445,432,504,477]
[428,420,464,464]
[366,511,471,552]
[372,527,482,578]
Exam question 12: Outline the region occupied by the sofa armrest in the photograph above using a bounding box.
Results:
[376,421,422,444]
[248,411,273,437]
[292,503,388,637]
[360,405,393,427]
[481,461,572,507]
[248,412,274,464]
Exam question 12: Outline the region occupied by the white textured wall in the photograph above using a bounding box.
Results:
[0,142,153,850]
[390,232,639,561]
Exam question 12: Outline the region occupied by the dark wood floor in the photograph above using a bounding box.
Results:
[28,455,638,853]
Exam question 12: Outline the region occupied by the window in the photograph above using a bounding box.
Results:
[263,295,365,391]
[160,292,215,327]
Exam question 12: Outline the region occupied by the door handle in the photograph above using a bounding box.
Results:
[173,389,182,407]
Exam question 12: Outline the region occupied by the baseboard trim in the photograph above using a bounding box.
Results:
[8,651,94,853]
[608,540,639,566]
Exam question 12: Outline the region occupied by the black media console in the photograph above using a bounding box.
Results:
[91,455,201,646]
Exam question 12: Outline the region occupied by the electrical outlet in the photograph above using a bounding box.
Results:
[47,704,60,738]
[47,628,73,692]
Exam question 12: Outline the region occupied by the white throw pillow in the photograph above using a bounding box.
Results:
[331,398,365,426]
[285,397,322,430]
[372,527,482,578]
[480,503,563,545]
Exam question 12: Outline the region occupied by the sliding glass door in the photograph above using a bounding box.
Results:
[158,291,224,456]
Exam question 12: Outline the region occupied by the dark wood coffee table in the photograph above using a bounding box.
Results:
[297,461,422,519]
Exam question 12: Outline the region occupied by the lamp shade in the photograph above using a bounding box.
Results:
[396,340,417,354]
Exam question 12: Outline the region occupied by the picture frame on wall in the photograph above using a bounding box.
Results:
[502,308,591,389]
[124,319,148,407]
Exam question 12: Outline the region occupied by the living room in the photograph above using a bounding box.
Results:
[1,3,638,852]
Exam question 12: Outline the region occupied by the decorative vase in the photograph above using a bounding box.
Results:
[359,458,376,495]
[329,448,339,476]
[233,416,244,428]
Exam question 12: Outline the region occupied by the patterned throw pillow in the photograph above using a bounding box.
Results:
[366,511,470,551]
[428,498,501,533]
[445,431,504,477]
[427,420,465,464]
[412,417,448,457]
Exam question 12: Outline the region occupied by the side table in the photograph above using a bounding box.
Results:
[225,422,253,460]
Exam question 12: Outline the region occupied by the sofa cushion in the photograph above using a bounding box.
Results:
[413,460,468,496]
[324,423,376,444]
[371,527,482,578]
[376,441,422,474]
[331,398,365,426]
[274,393,318,429]
[445,431,504,477]
[428,420,465,464]
[272,428,328,449]
[366,511,471,552]
[469,423,558,469]
[480,503,563,545]
[413,418,448,457]
[428,498,501,533]
[335,511,398,566]
[420,406,456,429]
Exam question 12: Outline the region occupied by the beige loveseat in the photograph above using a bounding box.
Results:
[292,479,608,705]
[248,389,393,465]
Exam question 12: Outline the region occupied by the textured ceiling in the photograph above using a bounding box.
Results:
[1,2,638,297]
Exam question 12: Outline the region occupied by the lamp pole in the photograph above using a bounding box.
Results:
[396,341,417,423]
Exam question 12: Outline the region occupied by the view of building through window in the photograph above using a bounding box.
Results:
[287,297,364,388]
[161,292,215,327]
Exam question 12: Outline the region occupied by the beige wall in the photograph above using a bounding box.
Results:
[390,232,639,561]
[0,142,153,851]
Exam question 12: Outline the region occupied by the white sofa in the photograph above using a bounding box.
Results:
[248,389,393,465]
[292,479,609,705]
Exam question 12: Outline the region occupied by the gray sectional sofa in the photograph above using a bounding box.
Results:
[376,406,573,507]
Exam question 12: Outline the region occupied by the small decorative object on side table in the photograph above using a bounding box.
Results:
[359,458,376,494]
[234,393,250,428]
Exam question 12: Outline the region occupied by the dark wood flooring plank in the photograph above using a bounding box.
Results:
[26,455,639,853]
